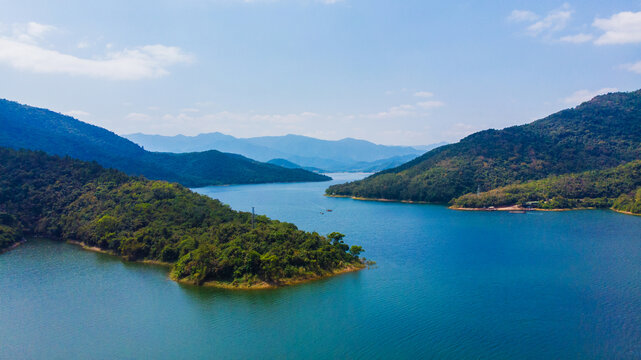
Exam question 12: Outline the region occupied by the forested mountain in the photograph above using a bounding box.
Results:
[124,132,436,172]
[327,90,641,203]
[451,160,641,214]
[0,99,329,187]
[0,148,363,286]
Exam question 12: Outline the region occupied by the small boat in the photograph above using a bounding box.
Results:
[326,209,333,212]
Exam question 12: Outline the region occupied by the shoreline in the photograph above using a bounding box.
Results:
[326,194,432,204]
[66,240,366,290]
[611,208,641,217]
[0,237,27,254]
[176,263,367,290]
[67,240,174,267]
[327,195,641,217]
[448,205,579,212]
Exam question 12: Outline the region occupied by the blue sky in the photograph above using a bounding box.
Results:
[1,0,640,145]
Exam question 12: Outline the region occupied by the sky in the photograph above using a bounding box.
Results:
[0,0,640,146]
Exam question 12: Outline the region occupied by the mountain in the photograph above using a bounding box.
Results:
[266,158,325,173]
[326,90,641,203]
[267,158,304,169]
[124,132,439,172]
[0,147,363,287]
[0,99,329,187]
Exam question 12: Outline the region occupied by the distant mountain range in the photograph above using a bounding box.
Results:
[0,99,329,187]
[124,132,446,172]
[327,90,641,206]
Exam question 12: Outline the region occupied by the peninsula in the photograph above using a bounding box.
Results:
[0,148,365,288]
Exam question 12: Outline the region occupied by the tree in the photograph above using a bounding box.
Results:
[349,245,363,257]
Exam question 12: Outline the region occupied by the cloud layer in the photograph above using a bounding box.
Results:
[0,22,193,80]
[562,88,619,106]
[593,11,641,45]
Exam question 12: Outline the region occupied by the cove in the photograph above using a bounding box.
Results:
[1,173,640,359]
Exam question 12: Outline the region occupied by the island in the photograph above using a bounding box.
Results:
[0,147,366,288]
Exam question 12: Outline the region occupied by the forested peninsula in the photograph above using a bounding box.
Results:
[0,148,364,288]
[327,90,641,215]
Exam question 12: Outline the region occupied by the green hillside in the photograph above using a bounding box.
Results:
[0,148,363,287]
[0,99,329,187]
[327,90,641,202]
[450,160,641,214]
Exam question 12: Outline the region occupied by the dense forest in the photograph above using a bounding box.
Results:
[327,90,641,203]
[0,99,329,187]
[0,148,364,287]
[450,160,641,214]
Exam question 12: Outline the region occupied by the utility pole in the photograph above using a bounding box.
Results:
[252,207,255,229]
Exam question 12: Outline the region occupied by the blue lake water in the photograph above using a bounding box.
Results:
[1,173,641,359]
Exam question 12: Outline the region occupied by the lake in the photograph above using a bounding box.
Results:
[1,173,640,359]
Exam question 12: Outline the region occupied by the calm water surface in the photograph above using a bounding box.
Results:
[1,173,641,359]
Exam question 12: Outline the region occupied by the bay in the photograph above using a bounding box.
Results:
[1,173,640,359]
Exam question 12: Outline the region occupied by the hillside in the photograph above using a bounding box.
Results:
[327,90,641,202]
[450,160,641,214]
[0,99,329,187]
[0,147,364,287]
[125,132,435,172]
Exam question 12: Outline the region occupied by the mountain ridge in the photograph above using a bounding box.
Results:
[326,90,641,202]
[124,132,442,172]
[0,99,329,187]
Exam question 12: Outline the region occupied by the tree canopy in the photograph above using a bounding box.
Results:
[450,160,641,214]
[0,147,363,287]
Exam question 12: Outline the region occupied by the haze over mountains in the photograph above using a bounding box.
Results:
[0,99,329,187]
[124,132,445,173]
[327,90,641,204]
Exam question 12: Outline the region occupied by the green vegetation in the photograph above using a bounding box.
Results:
[613,188,641,214]
[0,213,22,251]
[0,147,364,287]
[0,99,330,187]
[451,160,641,213]
[327,90,641,203]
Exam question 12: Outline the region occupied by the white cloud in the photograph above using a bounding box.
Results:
[593,11,641,45]
[562,88,619,106]
[64,110,91,118]
[368,104,416,119]
[10,22,57,44]
[0,22,194,80]
[444,123,480,140]
[234,0,344,4]
[114,96,445,140]
[76,40,91,49]
[413,91,434,98]
[125,112,154,122]
[417,100,444,109]
[508,10,539,23]
[622,61,641,74]
[508,4,573,38]
[527,4,572,36]
[559,33,594,43]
